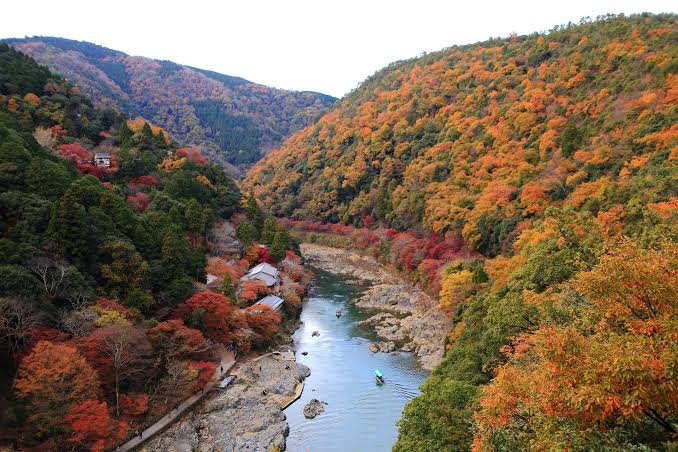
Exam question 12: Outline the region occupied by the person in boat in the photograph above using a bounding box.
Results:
[336,309,342,317]
[375,369,385,384]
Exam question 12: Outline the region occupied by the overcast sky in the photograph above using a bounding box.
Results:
[1,0,675,97]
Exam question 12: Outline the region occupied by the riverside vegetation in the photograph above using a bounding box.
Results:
[0,43,309,451]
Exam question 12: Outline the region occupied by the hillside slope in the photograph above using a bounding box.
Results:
[4,37,336,168]
[246,14,675,252]
[245,14,678,450]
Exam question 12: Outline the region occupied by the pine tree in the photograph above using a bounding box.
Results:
[219,273,236,301]
[269,230,287,262]
[48,190,91,269]
[260,218,277,245]
[116,119,133,148]
[245,193,264,236]
[236,221,257,248]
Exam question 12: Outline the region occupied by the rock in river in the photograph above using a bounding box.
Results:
[303,399,327,419]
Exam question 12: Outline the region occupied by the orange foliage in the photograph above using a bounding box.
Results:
[65,400,127,452]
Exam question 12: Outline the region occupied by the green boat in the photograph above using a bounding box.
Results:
[375,369,385,384]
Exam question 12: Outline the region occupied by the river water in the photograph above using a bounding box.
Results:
[284,268,428,452]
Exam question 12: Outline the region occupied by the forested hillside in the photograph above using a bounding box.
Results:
[0,44,304,450]
[246,14,678,450]
[4,37,336,168]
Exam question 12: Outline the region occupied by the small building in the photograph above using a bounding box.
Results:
[253,294,284,312]
[94,152,111,167]
[242,262,279,287]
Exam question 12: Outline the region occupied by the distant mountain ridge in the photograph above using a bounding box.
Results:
[4,36,336,169]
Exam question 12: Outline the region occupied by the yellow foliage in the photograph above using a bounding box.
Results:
[158,157,186,171]
[439,269,475,309]
[93,309,131,328]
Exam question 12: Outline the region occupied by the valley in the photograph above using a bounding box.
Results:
[0,10,676,452]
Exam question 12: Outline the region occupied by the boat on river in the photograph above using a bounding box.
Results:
[336,309,342,317]
[375,369,385,384]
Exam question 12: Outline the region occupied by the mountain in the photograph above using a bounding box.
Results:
[0,43,305,450]
[3,37,336,169]
[245,14,678,450]
[245,14,676,247]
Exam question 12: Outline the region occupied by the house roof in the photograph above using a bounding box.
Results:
[94,152,111,158]
[246,262,278,278]
[254,294,284,311]
[242,262,279,287]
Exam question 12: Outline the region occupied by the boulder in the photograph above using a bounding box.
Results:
[303,399,326,419]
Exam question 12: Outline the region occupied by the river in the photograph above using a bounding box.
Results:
[284,268,428,452]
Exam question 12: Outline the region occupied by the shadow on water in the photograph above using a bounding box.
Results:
[284,268,428,452]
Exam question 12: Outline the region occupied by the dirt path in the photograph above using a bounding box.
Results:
[118,348,236,451]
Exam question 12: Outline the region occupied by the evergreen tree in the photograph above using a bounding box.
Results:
[116,120,133,148]
[260,218,277,245]
[245,193,264,236]
[160,229,191,282]
[236,221,257,248]
[219,273,236,301]
[48,190,91,269]
[185,199,205,235]
[269,230,287,262]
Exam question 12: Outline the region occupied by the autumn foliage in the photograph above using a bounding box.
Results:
[64,400,127,452]
[176,148,208,165]
[15,341,100,436]
[56,143,91,162]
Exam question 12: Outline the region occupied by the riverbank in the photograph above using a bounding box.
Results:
[139,349,310,452]
[300,243,450,370]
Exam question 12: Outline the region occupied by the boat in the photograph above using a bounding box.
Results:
[336,309,342,317]
[375,369,385,384]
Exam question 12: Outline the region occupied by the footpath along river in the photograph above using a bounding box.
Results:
[284,268,428,452]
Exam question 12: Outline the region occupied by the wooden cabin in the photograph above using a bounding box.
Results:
[94,152,111,167]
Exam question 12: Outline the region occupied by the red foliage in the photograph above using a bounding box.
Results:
[76,163,118,180]
[65,400,127,452]
[176,148,208,165]
[244,305,282,343]
[119,393,149,417]
[147,320,209,360]
[285,250,301,263]
[278,218,478,298]
[245,244,274,265]
[56,143,91,162]
[190,361,216,390]
[126,193,151,213]
[128,174,158,187]
[175,291,240,346]
[238,280,269,304]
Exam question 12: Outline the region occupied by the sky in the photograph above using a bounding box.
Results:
[1,0,675,97]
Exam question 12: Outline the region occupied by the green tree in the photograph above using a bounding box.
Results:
[126,288,154,313]
[219,273,236,300]
[260,218,277,245]
[25,159,73,200]
[236,221,257,248]
[269,230,287,262]
[245,193,264,235]
[161,229,192,282]
[100,239,149,299]
[48,190,91,269]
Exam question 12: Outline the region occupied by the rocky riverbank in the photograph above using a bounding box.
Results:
[139,352,310,452]
[300,243,450,370]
